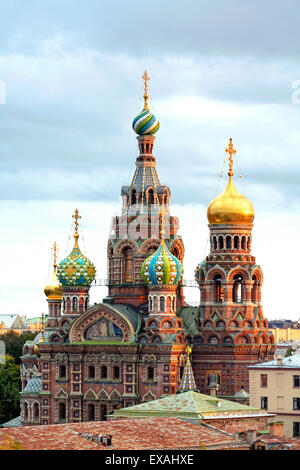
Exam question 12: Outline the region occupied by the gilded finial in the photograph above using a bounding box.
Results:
[185,344,192,359]
[142,70,150,110]
[225,138,236,177]
[72,208,81,248]
[160,206,166,241]
[40,312,45,343]
[52,241,58,270]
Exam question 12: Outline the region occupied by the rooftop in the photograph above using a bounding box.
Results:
[248,353,300,369]
[113,391,269,421]
[0,417,248,450]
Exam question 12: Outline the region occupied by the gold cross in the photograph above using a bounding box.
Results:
[52,241,58,269]
[72,208,81,248]
[142,70,150,110]
[185,344,192,358]
[225,138,236,177]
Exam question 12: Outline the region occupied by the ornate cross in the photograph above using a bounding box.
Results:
[142,70,150,110]
[72,208,81,247]
[52,241,58,269]
[225,138,236,177]
[160,206,166,241]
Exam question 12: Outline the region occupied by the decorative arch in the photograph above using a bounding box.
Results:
[139,238,160,256]
[97,388,109,400]
[193,335,204,344]
[235,333,251,344]
[113,238,139,256]
[110,389,122,400]
[206,265,227,281]
[69,304,134,343]
[142,390,156,402]
[228,266,250,281]
[84,388,97,400]
[170,239,185,262]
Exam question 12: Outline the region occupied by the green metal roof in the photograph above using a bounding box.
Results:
[113,391,264,420]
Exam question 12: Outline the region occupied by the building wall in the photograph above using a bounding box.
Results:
[269,328,300,343]
[206,416,268,434]
[249,367,300,437]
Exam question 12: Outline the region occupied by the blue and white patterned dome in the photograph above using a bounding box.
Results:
[23,376,42,394]
[141,240,182,285]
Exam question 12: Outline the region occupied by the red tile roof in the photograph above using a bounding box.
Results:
[0,417,248,450]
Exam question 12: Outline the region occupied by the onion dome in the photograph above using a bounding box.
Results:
[207,139,255,225]
[44,242,62,299]
[57,209,96,287]
[132,70,160,136]
[141,239,182,285]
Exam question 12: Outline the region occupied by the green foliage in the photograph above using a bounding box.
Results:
[0,355,21,425]
[1,331,36,364]
[285,346,295,357]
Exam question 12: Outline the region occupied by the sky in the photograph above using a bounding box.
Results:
[1,0,300,320]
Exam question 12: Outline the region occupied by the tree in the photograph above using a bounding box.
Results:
[285,346,295,357]
[0,433,22,450]
[1,331,36,364]
[0,355,21,425]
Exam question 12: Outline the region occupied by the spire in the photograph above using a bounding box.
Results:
[179,345,197,392]
[44,241,62,300]
[225,138,236,177]
[142,70,150,110]
[40,312,45,343]
[72,208,81,248]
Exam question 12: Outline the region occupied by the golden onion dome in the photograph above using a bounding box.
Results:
[207,138,255,225]
[44,270,62,299]
[44,241,63,300]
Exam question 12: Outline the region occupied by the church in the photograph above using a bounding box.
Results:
[19,72,276,426]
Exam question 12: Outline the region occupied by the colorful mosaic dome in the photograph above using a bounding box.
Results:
[57,246,96,287]
[132,108,160,136]
[141,240,182,285]
[23,376,42,394]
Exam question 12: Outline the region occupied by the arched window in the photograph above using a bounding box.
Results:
[233,274,243,302]
[149,297,153,311]
[88,404,95,421]
[241,236,246,250]
[59,365,66,379]
[101,365,107,379]
[113,366,120,379]
[226,236,232,250]
[172,297,175,311]
[73,297,77,312]
[33,403,39,420]
[247,237,251,251]
[213,237,217,250]
[131,190,137,205]
[218,236,224,250]
[88,365,95,379]
[234,236,239,250]
[213,274,223,303]
[251,274,258,303]
[59,402,66,422]
[153,297,158,312]
[148,189,154,205]
[166,296,171,311]
[180,365,184,379]
[123,248,133,282]
[160,296,165,312]
[63,298,66,312]
[85,297,89,310]
[147,367,154,380]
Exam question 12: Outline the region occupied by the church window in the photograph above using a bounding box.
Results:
[234,236,239,250]
[33,403,39,420]
[88,366,95,379]
[172,297,175,311]
[101,365,107,379]
[148,189,154,205]
[85,297,89,310]
[147,367,154,380]
[213,237,217,250]
[24,403,29,419]
[113,366,120,379]
[241,236,246,250]
[72,297,77,311]
[123,248,133,282]
[160,296,165,312]
[233,274,243,302]
[218,236,224,249]
[226,235,232,249]
[213,274,223,302]
[58,402,66,421]
[88,404,95,421]
[131,190,137,205]
[59,365,66,379]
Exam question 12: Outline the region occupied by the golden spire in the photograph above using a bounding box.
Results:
[225,138,236,177]
[40,312,45,343]
[142,70,150,110]
[72,208,81,248]
[52,241,58,270]
[185,344,192,359]
[160,206,166,242]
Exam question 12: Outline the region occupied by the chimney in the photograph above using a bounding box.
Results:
[269,422,284,438]
[277,355,283,366]
[247,429,257,445]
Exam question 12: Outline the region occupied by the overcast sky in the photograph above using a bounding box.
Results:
[1,0,300,320]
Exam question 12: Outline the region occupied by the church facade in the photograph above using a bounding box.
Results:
[20,72,276,426]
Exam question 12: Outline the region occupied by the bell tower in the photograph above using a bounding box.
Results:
[194,139,276,397]
[107,71,184,309]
